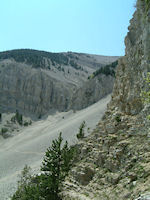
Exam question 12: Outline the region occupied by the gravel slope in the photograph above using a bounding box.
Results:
[0,95,111,199]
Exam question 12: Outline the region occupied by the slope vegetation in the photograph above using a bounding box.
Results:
[0,95,111,200]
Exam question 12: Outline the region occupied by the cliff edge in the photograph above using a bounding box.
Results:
[62,1,150,199]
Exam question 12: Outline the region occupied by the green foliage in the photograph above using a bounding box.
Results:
[0,49,69,69]
[115,115,121,123]
[23,121,29,126]
[11,165,41,200]
[40,132,75,199]
[76,121,86,139]
[24,120,32,126]
[11,110,23,125]
[11,133,76,200]
[15,110,23,125]
[1,127,8,134]
[11,112,32,126]
[145,0,150,12]
[147,115,150,120]
[0,49,86,73]
[88,60,118,79]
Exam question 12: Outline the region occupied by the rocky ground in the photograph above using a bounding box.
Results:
[62,107,150,200]
[62,1,150,199]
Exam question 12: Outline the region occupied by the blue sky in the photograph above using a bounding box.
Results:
[1,0,136,56]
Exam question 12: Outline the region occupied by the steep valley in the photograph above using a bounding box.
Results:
[0,0,150,199]
[0,50,118,118]
[0,95,110,200]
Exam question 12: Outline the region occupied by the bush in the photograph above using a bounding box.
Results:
[24,120,32,126]
[16,110,23,125]
[23,121,29,126]
[1,127,8,134]
[11,111,23,125]
[11,165,40,200]
[115,115,121,123]
[88,60,118,79]
[76,121,86,139]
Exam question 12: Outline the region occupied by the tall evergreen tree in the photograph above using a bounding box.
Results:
[40,132,75,199]
[11,132,76,200]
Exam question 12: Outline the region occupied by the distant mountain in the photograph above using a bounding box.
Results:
[0,49,118,69]
[0,49,119,118]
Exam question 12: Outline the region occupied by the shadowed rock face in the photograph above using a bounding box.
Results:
[109,0,150,115]
[0,51,118,118]
[70,74,114,110]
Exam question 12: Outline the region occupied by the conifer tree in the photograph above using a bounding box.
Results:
[40,132,75,200]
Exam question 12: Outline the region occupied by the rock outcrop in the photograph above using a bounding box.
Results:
[0,60,73,118]
[70,74,114,110]
[109,0,150,115]
[0,51,118,118]
[62,1,150,199]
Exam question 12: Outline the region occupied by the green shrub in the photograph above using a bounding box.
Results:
[11,115,16,123]
[1,127,8,134]
[115,115,121,123]
[11,111,23,125]
[76,121,86,139]
[88,60,118,80]
[24,121,29,126]
[15,110,23,125]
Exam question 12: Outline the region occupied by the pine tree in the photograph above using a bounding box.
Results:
[76,121,86,139]
[40,132,75,200]
[11,133,76,200]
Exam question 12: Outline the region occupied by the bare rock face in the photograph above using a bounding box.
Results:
[62,1,150,199]
[0,61,73,118]
[0,51,117,118]
[70,74,114,110]
[109,0,150,115]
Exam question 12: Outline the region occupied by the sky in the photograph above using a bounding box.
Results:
[0,0,136,56]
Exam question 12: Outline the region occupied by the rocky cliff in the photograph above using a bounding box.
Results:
[109,0,150,115]
[0,59,74,118]
[70,61,118,111]
[62,1,150,199]
[70,74,114,111]
[0,50,118,118]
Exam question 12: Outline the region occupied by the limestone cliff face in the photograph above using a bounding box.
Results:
[0,52,117,118]
[109,0,150,115]
[0,60,73,118]
[70,74,114,110]
[62,1,150,200]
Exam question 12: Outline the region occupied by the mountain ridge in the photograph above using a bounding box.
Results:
[0,49,118,118]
